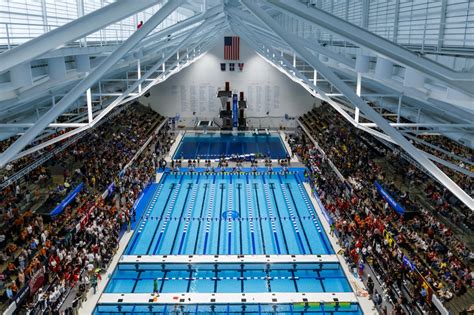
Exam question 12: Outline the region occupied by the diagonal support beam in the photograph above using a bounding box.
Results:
[0,0,160,73]
[7,20,222,162]
[227,7,354,68]
[267,0,474,95]
[0,0,184,168]
[241,0,473,210]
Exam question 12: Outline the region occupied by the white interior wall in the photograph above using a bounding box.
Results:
[139,37,317,127]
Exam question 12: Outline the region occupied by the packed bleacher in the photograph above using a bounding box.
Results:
[0,102,170,314]
[413,134,473,171]
[297,103,473,314]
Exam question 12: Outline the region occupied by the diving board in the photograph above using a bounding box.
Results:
[98,292,358,305]
[119,254,340,264]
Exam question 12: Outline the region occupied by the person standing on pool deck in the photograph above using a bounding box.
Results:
[153,278,159,294]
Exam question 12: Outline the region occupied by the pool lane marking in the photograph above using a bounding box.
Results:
[117,276,311,281]
[176,183,199,254]
[227,183,233,255]
[192,183,209,255]
[281,180,313,255]
[262,182,282,254]
[267,181,292,255]
[216,182,226,254]
[135,184,163,235]
[297,182,331,254]
[237,183,243,255]
[202,183,216,255]
[130,183,166,253]
[153,181,191,255]
[170,182,197,254]
[245,184,257,255]
[145,181,179,254]
[253,182,268,255]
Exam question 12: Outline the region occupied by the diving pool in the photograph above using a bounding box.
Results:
[173,133,288,160]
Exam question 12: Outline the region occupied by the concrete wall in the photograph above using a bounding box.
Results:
[139,37,317,127]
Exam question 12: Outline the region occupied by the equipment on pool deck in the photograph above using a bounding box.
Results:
[217,82,233,130]
[217,82,247,131]
[238,91,247,130]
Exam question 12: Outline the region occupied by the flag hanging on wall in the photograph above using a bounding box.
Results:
[224,36,240,60]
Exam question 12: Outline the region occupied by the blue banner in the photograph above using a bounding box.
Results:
[106,182,115,198]
[232,94,238,127]
[403,255,415,271]
[49,182,84,216]
[375,181,405,215]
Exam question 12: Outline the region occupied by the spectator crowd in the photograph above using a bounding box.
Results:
[0,102,172,314]
[296,103,473,314]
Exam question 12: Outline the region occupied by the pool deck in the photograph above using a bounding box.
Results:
[98,292,359,305]
[119,254,340,264]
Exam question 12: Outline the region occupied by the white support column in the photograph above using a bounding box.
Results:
[355,54,369,73]
[313,69,317,86]
[393,0,400,43]
[76,55,90,72]
[438,0,447,51]
[162,52,165,72]
[86,88,93,123]
[76,0,87,47]
[10,63,33,89]
[137,59,142,93]
[48,57,67,81]
[396,95,402,123]
[355,72,362,123]
[404,67,425,89]
[374,57,393,80]
[40,0,49,33]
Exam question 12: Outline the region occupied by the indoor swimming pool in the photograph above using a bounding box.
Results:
[105,262,351,294]
[93,170,360,314]
[173,133,288,159]
[125,170,332,256]
[94,303,362,314]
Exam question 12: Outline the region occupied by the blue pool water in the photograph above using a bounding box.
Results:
[94,170,360,315]
[173,133,288,159]
[126,171,333,256]
[95,303,362,314]
[105,262,351,294]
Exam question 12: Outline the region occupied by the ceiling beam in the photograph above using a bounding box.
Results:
[0,0,160,73]
[241,0,473,210]
[0,0,185,167]
[267,0,474,95]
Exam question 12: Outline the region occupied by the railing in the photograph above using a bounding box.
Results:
[0,21,134,51]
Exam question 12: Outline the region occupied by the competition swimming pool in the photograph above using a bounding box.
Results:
[173,133,288,160]
[93,169,361,314]
[126,170,332,256]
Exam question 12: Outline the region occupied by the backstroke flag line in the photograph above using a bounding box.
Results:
[224,36,240,60]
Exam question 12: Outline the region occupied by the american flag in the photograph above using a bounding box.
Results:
[224,36,240,60]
